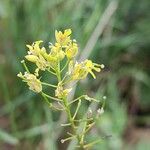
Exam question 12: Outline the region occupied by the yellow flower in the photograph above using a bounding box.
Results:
[55,83,72,98]
[26,40,43,56]
[17,72,42,93]
[26,41,49,70]
[35,55,49,70]
[25,55,38,63]
[55,29,72,46]
[84,60,104,79]
[71,60,104,80]
[71,62,87,80]
[50,43,65,61]
[44,54,57,63]
[65,41,78,59]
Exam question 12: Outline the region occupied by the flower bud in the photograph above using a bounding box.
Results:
[25,55,38,63]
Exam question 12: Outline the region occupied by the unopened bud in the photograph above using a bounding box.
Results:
[21,60,25,63]
[25,55,38,63]
[101,64,105,69]
[61,139,64,143]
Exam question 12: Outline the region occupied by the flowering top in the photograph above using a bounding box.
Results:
[70,60,104,80]
[55,29,72,46]
[25,41,49,70]
[18,28,104,96]
[17,72,42,93]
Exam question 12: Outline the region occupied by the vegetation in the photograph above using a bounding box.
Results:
[0,0,149,150]
[18,29,105,149]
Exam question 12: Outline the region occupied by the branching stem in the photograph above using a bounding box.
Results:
[56,62,85,149]
[42,92,62,102]
[41,82,57,88]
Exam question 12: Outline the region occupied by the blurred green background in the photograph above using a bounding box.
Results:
[0,0,150,150]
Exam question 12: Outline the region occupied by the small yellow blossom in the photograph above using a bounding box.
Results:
[55,29,72,46]
[26,40,43,56]
[71,60,104,80]
[17,72,42,93]
[71,62,87,80]
[65,41,78,59]
[84,60,104,79]
[55,83,72,98]
[35,55,49,70]
[26,41,49,70]
[25,55,38,63]
[50,43,65,61]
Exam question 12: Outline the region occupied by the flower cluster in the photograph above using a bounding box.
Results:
[70,59,104,80]
[17,71,42,93]
[18,29,104,95]
[17,29,105,149]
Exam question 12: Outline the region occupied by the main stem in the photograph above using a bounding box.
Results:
[56,63,84,149]
[63,97,84,148]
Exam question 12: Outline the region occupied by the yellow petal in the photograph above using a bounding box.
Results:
[26,45,33,50]
[34,40,43,45]
[89,70,96,79]
[64,29,72,36]
[100,64,105,68]
[25,55,38,63]
[46,54,57,62]
[17,72,23,78]
[93,67,101,72]
[55,30,60,42]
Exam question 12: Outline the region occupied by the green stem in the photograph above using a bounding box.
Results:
[47,69,56,75]
[41,82,57,88]
[61,59,69,72]
[21,60,30,72]
[56,61,85,149]
[41,92,52,106]
[84,122,95,135]
[68,95,86,105]
[83,139,101,149]
[63,97,84,149]
[42,92,62,102]
[73,99,81,119]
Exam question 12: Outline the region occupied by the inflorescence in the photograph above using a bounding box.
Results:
[18,29,105,149]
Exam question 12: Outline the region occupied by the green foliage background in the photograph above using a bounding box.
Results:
[0,0,150,149]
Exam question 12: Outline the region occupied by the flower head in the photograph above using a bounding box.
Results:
[65,41,78,59]
[17,72,42,93]
[25,41,49,70]
[71,62,87,80]
[55,83,72,99]
[70,60,104,80]
[55,29,72,46]
[84,60,104,79]
[50,43,65,61]
[26,40,43,56]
